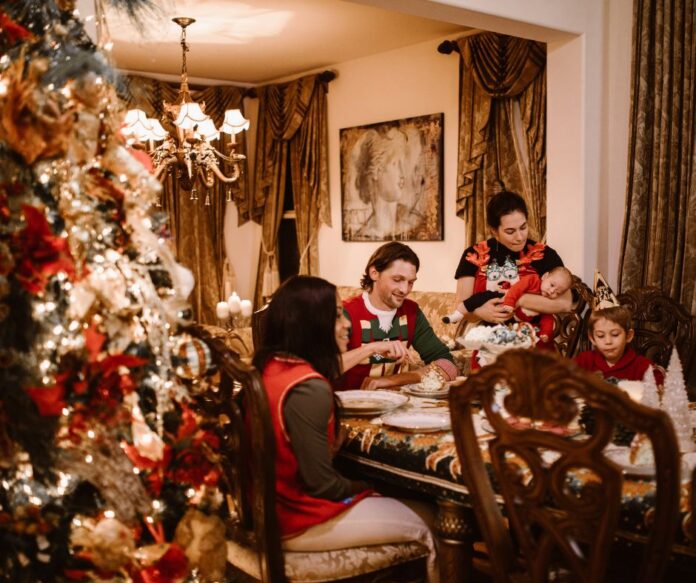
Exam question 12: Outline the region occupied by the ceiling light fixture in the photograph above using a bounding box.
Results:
[123,17,249,205]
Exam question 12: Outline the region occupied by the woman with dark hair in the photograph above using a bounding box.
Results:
[253,275,438,581]
[444,191,572,327]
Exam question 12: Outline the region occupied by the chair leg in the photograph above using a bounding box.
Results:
[434,499,475,582]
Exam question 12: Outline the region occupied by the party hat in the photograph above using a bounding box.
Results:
[592,270,620,311]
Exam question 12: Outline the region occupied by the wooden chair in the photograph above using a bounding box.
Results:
[617,286,696,376]
[553,275,594,358]
[187,325,429,583]
[449,349,681,583]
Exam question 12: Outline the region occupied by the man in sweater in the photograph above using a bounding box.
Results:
[338,242,457,390]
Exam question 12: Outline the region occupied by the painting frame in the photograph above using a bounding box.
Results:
[340,113,444,242]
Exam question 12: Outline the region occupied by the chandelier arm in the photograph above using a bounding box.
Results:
[209,161,241,183]
[212,148,246,163]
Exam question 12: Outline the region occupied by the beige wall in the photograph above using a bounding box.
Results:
[224,0,634,300]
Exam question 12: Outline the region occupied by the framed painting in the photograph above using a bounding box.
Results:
[340,113,444,242]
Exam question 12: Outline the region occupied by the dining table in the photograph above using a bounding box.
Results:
[336,387,696,582]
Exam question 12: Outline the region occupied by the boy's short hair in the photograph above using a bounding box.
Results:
[587,305,633,334]
[546,266,573,289]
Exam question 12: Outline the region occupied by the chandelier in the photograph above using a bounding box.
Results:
[123,17,250,205]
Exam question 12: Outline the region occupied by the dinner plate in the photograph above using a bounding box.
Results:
[380,411,451,433]
[605,447,655,477]
[336,390,408,416]
[401,383,450,399]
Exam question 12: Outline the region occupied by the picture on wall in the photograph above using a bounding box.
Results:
[340,113,444,242]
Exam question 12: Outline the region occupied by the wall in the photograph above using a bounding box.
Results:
[224,0,635,299]
[320,37,463,292]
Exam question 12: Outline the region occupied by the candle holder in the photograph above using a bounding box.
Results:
[216,293,253,331]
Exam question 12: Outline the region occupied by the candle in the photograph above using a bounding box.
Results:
[240,299,253,318]
[228,292,242,314]
[216,301,230,319]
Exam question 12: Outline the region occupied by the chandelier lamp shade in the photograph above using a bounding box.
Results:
[123,17,249,205]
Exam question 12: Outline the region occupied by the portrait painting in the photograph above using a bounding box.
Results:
[340,113,444,241]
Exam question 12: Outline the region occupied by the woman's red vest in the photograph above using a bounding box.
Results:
[263,356,371,538]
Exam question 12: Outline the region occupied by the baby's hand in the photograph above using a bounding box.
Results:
[539,334,549,343]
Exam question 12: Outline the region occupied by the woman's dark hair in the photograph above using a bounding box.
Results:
[252,275,342,380]
[360,242,420,290]
[486,191,528,229]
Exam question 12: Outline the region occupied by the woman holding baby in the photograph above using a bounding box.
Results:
[444,191,573,350]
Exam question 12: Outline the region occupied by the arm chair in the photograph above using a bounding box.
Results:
[187,325,430,583]
[617,286,695,377]
[449,349,681,583]
[553,275,594,358]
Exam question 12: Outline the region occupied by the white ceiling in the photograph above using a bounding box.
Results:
[104,0,470,85]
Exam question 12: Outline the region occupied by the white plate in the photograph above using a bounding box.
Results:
[336,390,408,416]
[380,411,451,433]
[401,383,450,399]
[605,447,655,477]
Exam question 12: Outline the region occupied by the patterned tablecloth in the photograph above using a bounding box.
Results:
[338,393,696,556]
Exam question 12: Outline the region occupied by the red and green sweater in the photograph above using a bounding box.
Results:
[338,293,455,390]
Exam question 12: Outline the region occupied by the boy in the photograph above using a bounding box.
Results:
[574,305,664,385]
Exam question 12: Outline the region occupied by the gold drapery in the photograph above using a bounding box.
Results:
[252,74,331,307]
[619,0,696,311]
[121,75,249,324]
[455,33,547,245]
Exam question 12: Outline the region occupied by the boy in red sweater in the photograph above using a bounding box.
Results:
[575,306,664,385]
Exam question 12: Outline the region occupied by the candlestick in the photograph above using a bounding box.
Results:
[228,292,242,314]
[215,301,230,320]
[240,299,253,318]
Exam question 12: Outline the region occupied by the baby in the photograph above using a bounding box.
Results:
[445,266,573,344]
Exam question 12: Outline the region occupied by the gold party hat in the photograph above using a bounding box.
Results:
[592,270,620,311]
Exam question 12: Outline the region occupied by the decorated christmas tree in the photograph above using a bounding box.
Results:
[661,348,694,453]
[639,365,660,409]
[0,2,225,580]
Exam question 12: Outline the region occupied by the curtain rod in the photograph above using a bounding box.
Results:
[437,40,461,55]
[243,70,336,99]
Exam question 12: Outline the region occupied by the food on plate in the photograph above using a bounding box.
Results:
[628,433,654,466]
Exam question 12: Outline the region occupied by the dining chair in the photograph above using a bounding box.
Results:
[187,325,430,583]
[552,275,594,358]
[617,286,695,377]
[449,349,681,583]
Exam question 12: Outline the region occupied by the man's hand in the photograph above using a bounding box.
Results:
[473,297,512,324]
[371,340,410,363]
[360,376,398,390]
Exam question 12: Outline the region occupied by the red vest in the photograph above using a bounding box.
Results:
[340,295,417,390]
[263,356,370,538]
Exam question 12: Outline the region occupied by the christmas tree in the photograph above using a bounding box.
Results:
[661,348,694,453]
[0,2,225,580]
[639,365,660,409]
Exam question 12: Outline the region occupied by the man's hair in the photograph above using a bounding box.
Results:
[486,191,528,229]
[587,305,633,335]
[360,242,420,291]
[252,275,342,380]
[546,266,573,290]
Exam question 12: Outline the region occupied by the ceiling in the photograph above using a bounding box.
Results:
[103,0,470,85]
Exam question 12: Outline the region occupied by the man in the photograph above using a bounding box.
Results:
[339,242,457,390]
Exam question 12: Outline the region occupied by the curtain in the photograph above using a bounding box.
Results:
[252,74,331,307]
[618,0,696,319]
[455,33,547,245]
[121,75,249,324]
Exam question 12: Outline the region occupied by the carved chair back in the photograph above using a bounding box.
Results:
[188,324,286,582]
[449,349,681,583]
[617,286,695,376]
[553,275,594,357]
